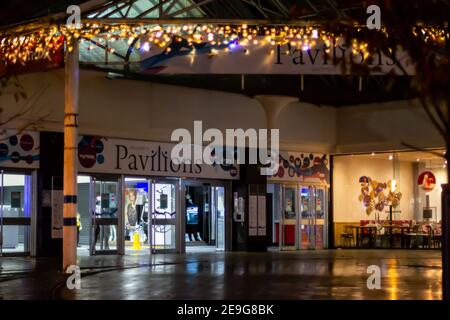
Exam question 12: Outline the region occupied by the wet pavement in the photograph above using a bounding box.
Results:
[0,249,442,300]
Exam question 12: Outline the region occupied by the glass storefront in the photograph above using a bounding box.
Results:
[333,150,447,249]
[77,175,229,256]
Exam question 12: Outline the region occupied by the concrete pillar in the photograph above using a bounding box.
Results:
[63,41,79,271]
[254,95,297,130]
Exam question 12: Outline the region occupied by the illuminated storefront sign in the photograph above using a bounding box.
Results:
[140,37,414,75]
[77,135,239,180]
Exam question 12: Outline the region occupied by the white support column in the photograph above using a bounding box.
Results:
[254,95,297,131]
[63,40,79,271]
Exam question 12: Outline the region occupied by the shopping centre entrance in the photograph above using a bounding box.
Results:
[76,174,230,256]
[124,177,179,254]
[269,183,328,250]
[184,180,227,252]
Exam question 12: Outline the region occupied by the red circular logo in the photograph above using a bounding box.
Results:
[277,166,284,178]
[417,171,436,192]
[78,145,97,168]
[20,134,34,151]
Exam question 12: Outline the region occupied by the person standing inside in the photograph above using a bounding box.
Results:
[76,212,82,247]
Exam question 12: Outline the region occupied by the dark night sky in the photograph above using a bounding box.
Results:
[0,0,87,26]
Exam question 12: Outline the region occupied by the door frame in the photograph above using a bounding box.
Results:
[279,183,300,251]
[122,176,152,255]
[86,174,122,256]
[0,168,37,257]
[181,178,232,252]
[150,177,181,254]
[273,181,329,251]
[212,185,226,251]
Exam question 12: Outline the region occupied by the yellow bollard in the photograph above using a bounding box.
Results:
[132,232,141,250]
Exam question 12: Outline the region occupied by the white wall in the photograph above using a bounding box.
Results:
[333,156,415,222]
[336,99,445,153]
[0,69,445,154]
[276,101,336,153]
[0,70,336,152]
[0,69,267,141]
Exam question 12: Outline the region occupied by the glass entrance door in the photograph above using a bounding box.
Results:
[213,186,225,251]
[151,180,178,253]
[89,178,120,255]
[124,177,151,254]
[300,186,327,249]
[279,185,299,250]
[183,181,226,252]
[0,171,33,256]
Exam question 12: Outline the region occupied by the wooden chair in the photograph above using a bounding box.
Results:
[375,224,389,248]
[340,226,354,248]
[430,224,442,248]
[405,224,421,248]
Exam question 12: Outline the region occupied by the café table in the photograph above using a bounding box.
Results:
[382,225,412,248]
[344,225,377,248]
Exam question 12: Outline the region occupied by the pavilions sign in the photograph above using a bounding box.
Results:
[140,37,414,75]
[77,135,239,180]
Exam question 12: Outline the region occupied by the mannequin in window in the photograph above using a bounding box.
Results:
[126,189,138,237]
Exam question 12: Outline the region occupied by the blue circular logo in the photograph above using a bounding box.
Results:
[0,143,8,157]
[97,154,105,164]
[9,135,18,146]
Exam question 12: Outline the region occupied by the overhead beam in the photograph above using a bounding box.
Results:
[85,18,327,25]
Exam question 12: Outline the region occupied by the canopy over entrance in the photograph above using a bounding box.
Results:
[0,0,447,105]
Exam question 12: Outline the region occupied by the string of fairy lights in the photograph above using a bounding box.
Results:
[0,22,448,66]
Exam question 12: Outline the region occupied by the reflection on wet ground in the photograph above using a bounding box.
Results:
[0,250,442,300]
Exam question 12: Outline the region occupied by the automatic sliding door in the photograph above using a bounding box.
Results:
[300,186,327,249]
[313,187,326,249]
[90,178,120,255]
[280,185,298,250]
[0,171,32,256]
[151,181,177,253]
[124,177,150,253]
[300,186,314,249]
[215,186,225,251]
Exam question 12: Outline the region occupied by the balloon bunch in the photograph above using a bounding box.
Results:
[358,176,386,215]
[386,180,402,208]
